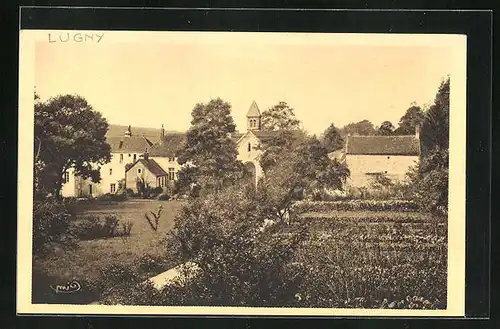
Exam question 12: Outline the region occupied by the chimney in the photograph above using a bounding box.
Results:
[143,149,149,160]
[415,125,420,139]
[160,124,165,141]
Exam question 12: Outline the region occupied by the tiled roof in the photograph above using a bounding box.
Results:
[346,135,420,156]
[149,133,187,157]
[126,158,167,177]
[106,136,154,153]
[106,124,163,143]
[246,101,261,117]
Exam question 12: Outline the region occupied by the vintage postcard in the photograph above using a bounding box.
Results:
[17,30,466,316]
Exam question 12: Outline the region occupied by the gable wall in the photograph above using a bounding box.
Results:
[346,154,419,187]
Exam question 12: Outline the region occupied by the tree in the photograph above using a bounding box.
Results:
[421,77,450,156]
[159,182,308,306]
[341,120,376,136]
[261,101,301,131]
[406,77,450,214]
[320,123,344,152]
[377,121,395,136]
[177,98,244,193]
[34,94,111,198]
[259,133,350,201]
[394,103,426,135]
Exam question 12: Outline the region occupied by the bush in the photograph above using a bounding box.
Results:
[294,199,419,213]
[135,253,164,273]
[151,187,163,197]
[33,200,75,254]
[75,214,124,240]
[121,220,134,236]
[157,193,170,201]
[96,193,127,202]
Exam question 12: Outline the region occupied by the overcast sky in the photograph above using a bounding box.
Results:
[35,33,455,135]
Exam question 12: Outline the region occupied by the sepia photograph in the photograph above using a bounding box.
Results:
[17,30,466,316]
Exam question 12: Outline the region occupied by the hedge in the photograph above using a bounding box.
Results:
[293,199,420,213]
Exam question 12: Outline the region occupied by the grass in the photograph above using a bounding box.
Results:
[32,199,185,304]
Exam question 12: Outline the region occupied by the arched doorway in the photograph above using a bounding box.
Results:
[244,161,257,186]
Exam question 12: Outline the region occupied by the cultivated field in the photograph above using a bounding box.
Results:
[294,207,448,309]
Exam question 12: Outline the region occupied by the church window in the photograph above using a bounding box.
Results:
[64,171,70,183]
[133,154,137,161]
[109,168,112,176]
[248,142,251,152]
[137,168,142,174]
[119,154,123,163]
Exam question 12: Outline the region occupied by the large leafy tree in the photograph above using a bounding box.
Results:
[341,119,376,136]
[259,133,350,201]
[394,103,426,135]
[377,121,395,136]
[320,123,344,152]
[177,98,244,192]
[34,94,111,198]
[261,101,301,131]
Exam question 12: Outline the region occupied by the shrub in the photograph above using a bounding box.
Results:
[157,193,170,201]
[121,220,134,236]
[75,214,122,240]
[135,253,164,273]
[33,200,75,254]
[294,200,419,213]
[151,187,163,196]
[96,193,127,202]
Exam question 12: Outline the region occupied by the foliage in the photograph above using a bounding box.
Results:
[259,133,350,201]
[177,98,244,193]
[74,214,131,240]
[421,77,450,156]
[34,94,111,198]
[377,121,395,136]
[406,77,450,215]
[394,103,426,135]
[261,101,301,131]
[151,187,164,197]
[295,199,419,213]
[33,200,75,254]
[320,123,344,152]
[96,192,127,202]
[135,253,165,273]
[340,119,376,136]
[157,193,170,201]
[121,220,134,236]
[159,182,309,306]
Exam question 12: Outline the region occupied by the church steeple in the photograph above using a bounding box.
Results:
[246,100,261,131]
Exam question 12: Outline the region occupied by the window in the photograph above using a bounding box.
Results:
[137,168,142,174]
[110,183,116,193]
[89,184,93,195]
[168,168,175,181]
[63,171,70,183]
[119,154,123,163]
[169,157,175,162]
[109,168,113,176]
[133,154,137,161]
[248,142,251,152]
[128,154,131,157]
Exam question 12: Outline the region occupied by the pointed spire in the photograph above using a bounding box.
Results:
[246,100,261,117]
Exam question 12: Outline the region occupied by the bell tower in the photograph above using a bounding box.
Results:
[246,100,261,131]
